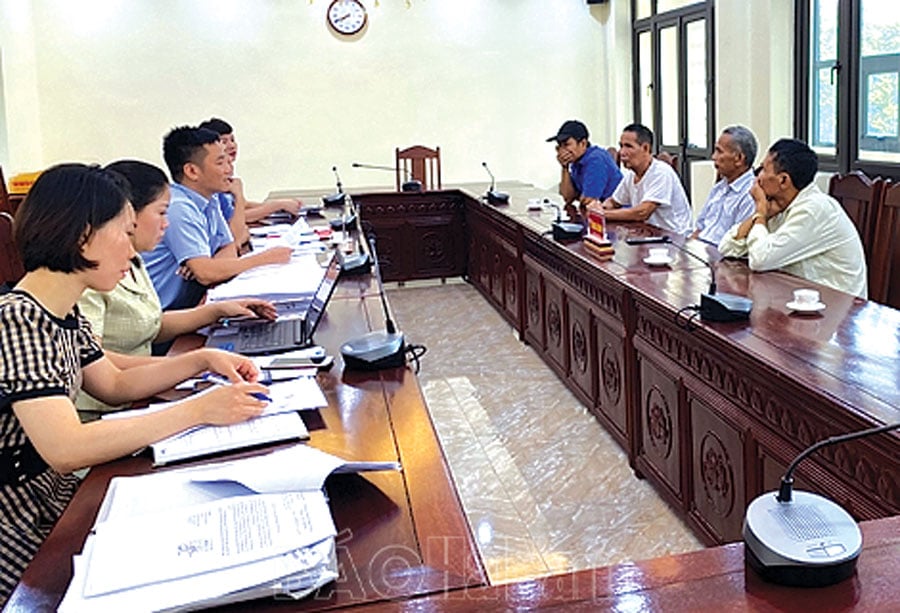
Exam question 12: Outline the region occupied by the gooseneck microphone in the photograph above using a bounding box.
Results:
[322,166,345,207]
[743,421,899,587]
[340,233,406,370]
[481,162,509,205]
[545,202,584,241]
[352,162,422,192]
[669,239,752,322]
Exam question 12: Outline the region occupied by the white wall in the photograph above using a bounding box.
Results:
[0,0,629,200]
[0,1,792,205]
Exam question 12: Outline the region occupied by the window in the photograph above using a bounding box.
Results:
[632,1,713,192]
[796,0,900,177]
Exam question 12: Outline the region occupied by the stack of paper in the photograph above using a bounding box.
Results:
[205,251,327,303]
[58,445,401,612]
[105,377,328,466]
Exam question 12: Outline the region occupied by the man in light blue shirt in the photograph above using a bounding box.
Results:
[143,126,291,310]
[692,126,758,244]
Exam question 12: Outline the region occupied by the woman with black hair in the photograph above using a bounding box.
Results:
[0,163,269,602]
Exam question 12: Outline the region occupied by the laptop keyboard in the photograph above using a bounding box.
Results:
[238,318,306,351]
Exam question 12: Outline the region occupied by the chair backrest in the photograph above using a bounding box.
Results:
[606,146,620,167]
[655,151,679,173]
[869,180,900,308]
[0,165,10,215]
[828,170,883,261]
[0,211,25,286]
[395,145,441,191]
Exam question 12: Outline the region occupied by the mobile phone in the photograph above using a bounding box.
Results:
[625,235,671,245]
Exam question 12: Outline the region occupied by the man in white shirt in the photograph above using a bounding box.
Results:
[601,123,693,235]
[692,126,758,244]
[718,138,867,298]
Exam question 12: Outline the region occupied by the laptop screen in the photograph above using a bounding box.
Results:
[303,251,341,341]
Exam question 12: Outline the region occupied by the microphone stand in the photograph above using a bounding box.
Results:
[668,239,752,322]
[352,162,422,192]
[481,162,509,205]
[322,166,345,207]
[546,203,584,241]
[744,420,899,587]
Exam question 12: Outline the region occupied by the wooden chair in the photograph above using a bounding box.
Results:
[0,165,10,215]
[606,146,620,167]
[0,211,25,287]
[395,145,441,191]
[869,180,900,308]
[828,170,883,261]
[655,151,679,174]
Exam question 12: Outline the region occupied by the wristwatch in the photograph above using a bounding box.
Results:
[751,212,766,224]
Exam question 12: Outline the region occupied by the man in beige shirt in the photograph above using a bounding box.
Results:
[718,138,867,298]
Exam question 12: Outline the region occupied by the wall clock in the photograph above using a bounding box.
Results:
[327,0,367,36]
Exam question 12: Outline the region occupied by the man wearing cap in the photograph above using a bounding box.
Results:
[548,120,622,220]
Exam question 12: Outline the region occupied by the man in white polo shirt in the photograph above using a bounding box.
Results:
[600,123,693,235]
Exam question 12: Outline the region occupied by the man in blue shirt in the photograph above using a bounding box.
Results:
[143,126,291,310]
[547,119,622,220]
[692,125,758,244]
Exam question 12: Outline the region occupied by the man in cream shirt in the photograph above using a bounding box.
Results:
[718,138,867,298]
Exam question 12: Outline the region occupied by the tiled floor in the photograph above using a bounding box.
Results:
[386,280,703,584]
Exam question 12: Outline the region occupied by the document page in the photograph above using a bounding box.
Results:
[83,491,334,597]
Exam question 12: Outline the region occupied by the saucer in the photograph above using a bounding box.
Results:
[643,256,672,266]
[786,300,826,313]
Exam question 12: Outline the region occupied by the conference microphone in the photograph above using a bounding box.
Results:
[545,202,584,241]
[481,162,509,205]
[340,233,406,370]
[744,421,899,587]
[322,166,345,208]
[669,239,752,322]
[352,162,422,192]
[335,195,371,276]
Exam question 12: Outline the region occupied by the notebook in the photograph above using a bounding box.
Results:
[205,252,341,355]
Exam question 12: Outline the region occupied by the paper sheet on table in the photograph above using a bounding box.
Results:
[150,411,309,466]
[96,444,401,524]
[59,522,337,613]
[205,251,326,302]
[83,491,334,597]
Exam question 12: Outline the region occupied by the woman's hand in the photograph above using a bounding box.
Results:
[217,298,277,321]
[192,382,269,426]
[201,348,259,383]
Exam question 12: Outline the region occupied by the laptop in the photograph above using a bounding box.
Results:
[205,252,341,355]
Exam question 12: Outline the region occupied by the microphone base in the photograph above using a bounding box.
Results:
[341,331,406,371]
[322,192,345,208]
[699,292,752,322]
[337,252,372,276]
[486,190,509,205]
[743,490,861,587]
[552,221,585,242]
[329,214,357,230]
[401,180,423,193]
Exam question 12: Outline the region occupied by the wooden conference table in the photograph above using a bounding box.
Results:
[8,181,900,611]
[5,275,487,611]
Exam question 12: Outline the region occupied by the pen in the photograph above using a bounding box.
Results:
[201,373,272,402]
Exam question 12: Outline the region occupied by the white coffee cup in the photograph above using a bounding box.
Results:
[649,247,669,260]
[793,288,820,305]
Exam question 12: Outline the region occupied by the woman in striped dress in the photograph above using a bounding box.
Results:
[0,164,270,604]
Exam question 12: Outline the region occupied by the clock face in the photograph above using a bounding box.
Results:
[327,0,367,36]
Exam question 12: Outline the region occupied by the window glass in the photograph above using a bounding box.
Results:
[685,19,707,149]
[858,0,900,161]
[656,0,702,13]
[660,26,679,147]
[639,31,654,127]
[810,0,838,155]
[635,0,652,21]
